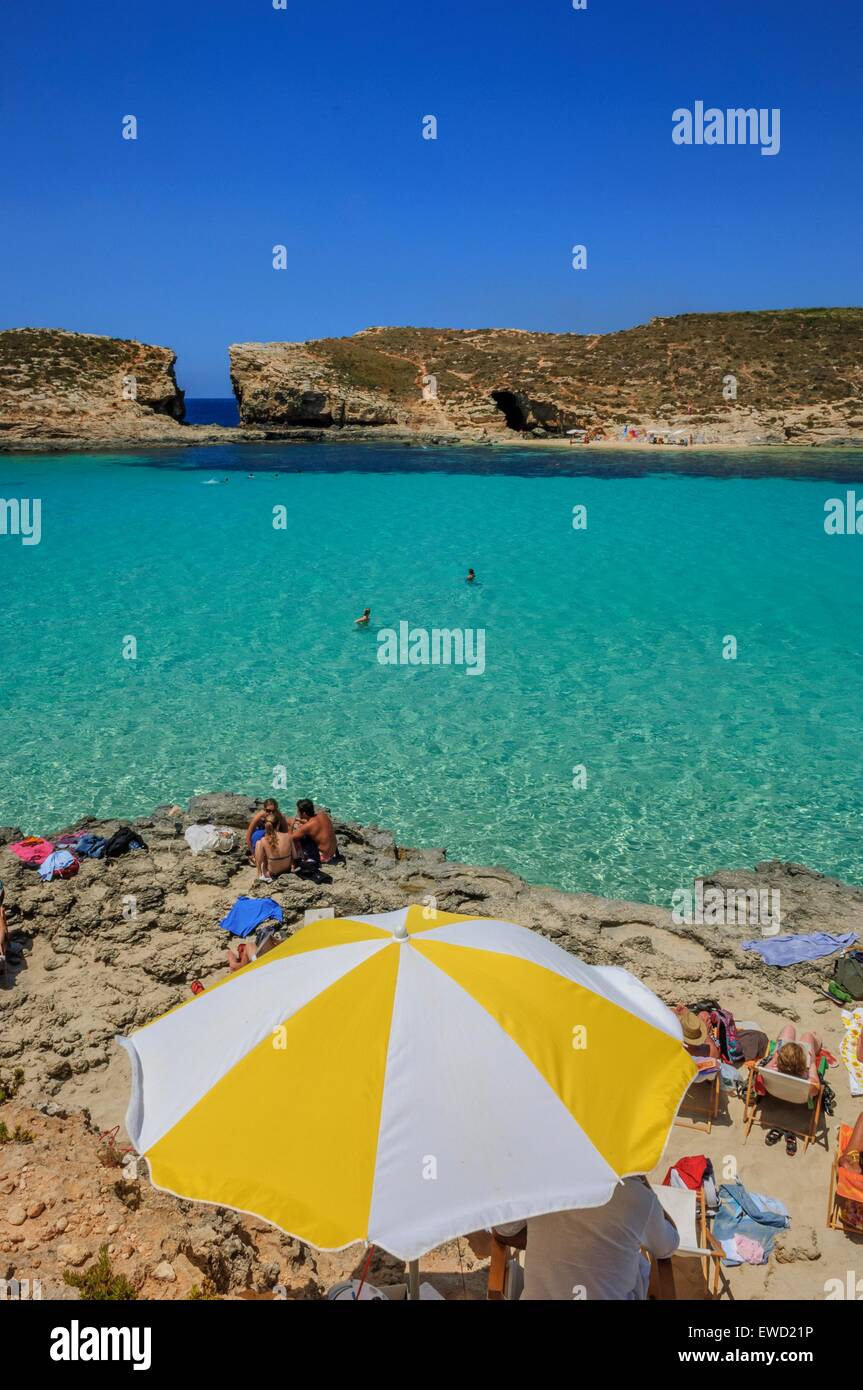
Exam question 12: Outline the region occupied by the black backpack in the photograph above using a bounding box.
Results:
[104,827,147,859]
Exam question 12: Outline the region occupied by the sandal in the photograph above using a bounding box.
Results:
[785,1133,798,1156]
[765,1128,783,1146]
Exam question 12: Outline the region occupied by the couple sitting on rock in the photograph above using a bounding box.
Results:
[246,797,341,883]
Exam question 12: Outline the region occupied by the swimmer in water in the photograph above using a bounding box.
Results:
[466,568,476,583]
[355,607,371,626]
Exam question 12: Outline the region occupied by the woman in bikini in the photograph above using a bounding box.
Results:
[254,815,297,882]
[764,1024,822,1099]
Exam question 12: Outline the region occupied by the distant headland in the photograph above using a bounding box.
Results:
[2,310,862,453]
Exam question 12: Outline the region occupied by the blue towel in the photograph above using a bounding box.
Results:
[712,1182,789,1265]
[741,931,857,966]
[75,833,107,859]
[219,896,283,938]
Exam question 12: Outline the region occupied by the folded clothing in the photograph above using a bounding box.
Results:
[741,932,857,967]
[38,850,79,882]
[220,896,284,939]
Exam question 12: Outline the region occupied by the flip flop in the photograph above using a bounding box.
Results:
[785,1133,798,1156]
[765,1128,783,1146]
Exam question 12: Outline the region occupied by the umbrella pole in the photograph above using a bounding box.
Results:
[407,1259,420,1300]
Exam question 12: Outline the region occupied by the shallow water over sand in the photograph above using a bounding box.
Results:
[1,443,862,905]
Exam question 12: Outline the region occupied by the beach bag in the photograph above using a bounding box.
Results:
[833,952,863,1002]
[710,1007,745,1065]
[736,1028,769,1062]
[185,824,221,855]
[185,825,237,855]
[104,827,147,859]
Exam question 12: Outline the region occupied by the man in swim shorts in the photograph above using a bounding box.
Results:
[289,800,341,866]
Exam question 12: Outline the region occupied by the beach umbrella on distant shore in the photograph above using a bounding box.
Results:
[118,906,694,1267]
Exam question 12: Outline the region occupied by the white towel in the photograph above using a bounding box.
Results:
[840,1007,863,1097]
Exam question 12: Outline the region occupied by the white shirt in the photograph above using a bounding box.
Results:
[496,1178,679,1301]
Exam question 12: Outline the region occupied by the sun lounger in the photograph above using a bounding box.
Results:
[743,1061,824,1152]
[674,1061,721,1134]
[827,1124,863,1232]
[648,1184,727,1299]
[487,1226,527,1301]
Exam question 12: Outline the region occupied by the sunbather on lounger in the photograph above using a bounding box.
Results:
[673,1006,720,1059]
[764,1024,822,1099]
[839,1114,863,1174]
[254,816,297,882]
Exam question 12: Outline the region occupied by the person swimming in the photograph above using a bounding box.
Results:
[466,568,476,583]
[355,607,371,626]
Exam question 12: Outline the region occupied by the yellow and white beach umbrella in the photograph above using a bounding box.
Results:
[118,906,694,1262]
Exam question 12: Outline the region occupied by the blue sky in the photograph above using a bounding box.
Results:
[2,0,861,394]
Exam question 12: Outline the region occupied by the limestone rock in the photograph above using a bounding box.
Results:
[0,329,246,451]
[57,1242,90,1266]
[228,313,863,447]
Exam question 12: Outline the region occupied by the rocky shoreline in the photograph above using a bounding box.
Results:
[3,792,862,1106]
[2,792,862,1299]
[4,312,863,453]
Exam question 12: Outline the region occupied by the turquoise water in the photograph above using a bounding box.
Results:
[1,443,862,906]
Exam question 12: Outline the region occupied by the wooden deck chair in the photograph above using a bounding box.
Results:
[675,1065,721,1134]
[827,1124,863,1232]
[648,1184,729,1299]
[743,1062,824,1153]
[487,1226,527,1301]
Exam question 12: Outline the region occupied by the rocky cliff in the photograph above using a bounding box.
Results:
[2,794,860,1298]
[0,329,243,450]
[229,309,863,445]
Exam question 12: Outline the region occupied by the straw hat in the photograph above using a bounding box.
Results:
[680,1010,708,1047]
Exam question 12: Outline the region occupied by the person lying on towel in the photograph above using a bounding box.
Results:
[226,924,279,974]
